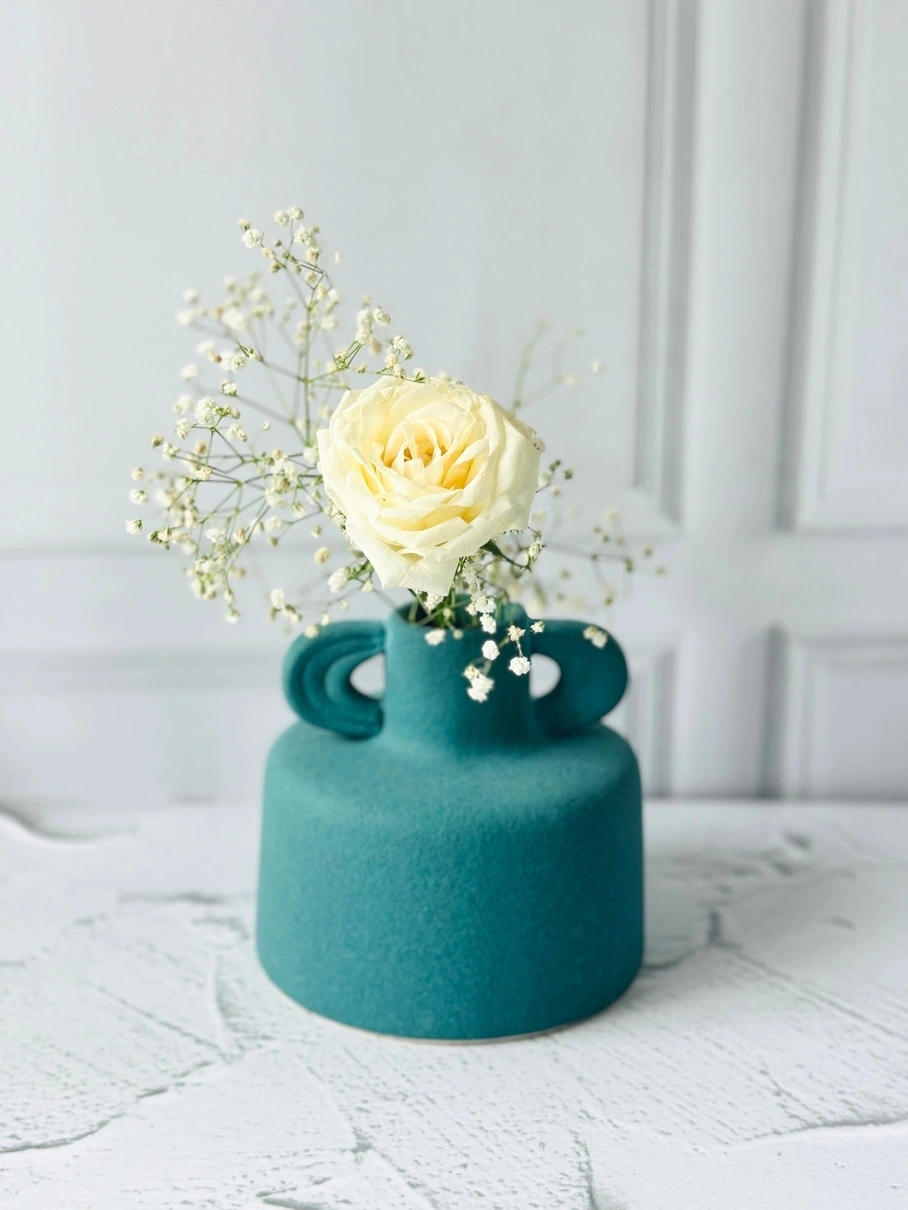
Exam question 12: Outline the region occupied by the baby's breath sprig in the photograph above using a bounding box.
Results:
[511,320,603,415]
[130,207,422,626]
[130,208,660,701]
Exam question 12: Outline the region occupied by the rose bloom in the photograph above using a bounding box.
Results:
[316,376,541,593]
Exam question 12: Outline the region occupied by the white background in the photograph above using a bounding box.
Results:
[2,0,907,802]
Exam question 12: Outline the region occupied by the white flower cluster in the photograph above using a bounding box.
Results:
[128,209,409,624]
[464,665,495,704]
[130,205,655,688]
[449,605,547,703]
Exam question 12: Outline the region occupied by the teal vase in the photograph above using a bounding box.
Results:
[256,605,643,1040]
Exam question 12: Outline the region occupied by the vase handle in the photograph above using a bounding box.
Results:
[282,621,385,738]
[533,622,629,737]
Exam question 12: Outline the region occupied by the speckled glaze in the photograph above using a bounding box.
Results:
[256,606,643,1040]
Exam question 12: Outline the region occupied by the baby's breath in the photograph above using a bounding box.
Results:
[583,625,609,649]
[133,206,656,701]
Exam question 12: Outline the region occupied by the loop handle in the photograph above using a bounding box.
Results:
[282,621,385,738]
[282,616,628,741]
[533,622,628,737]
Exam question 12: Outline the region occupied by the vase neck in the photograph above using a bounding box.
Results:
[380,608,537,750]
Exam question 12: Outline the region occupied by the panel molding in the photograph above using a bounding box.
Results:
[0,636,677,796]
[631,0,698,530]
[0,646,283,693]
[765,626,908,798]
[611,639,677,796]
[780,0,907,531]
[0,650,292,804]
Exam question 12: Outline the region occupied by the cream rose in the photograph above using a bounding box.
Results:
[316,376,541,594]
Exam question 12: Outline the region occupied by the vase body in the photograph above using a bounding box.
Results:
[257,607,643,1040]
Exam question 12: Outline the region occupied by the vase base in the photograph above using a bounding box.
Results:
[259,953,641,1043]
[259,942,642,1043]
[257,718,644,1042]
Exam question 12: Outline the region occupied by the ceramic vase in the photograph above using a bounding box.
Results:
[257,605,643,1040]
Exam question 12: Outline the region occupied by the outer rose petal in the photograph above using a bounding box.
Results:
[343,519,460,594]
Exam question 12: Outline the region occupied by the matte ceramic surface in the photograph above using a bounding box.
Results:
[257,607,643,1040]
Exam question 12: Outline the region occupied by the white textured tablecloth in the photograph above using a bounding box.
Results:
[1,799,906,1208]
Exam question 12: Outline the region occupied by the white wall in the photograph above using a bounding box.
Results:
[2,0,907,803]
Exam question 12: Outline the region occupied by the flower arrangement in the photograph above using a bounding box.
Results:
[128,207,659,702]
